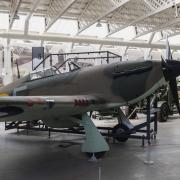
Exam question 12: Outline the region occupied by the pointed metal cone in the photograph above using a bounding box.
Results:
[88,153,98,162]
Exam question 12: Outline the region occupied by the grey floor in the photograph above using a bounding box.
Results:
[1,115,180,180]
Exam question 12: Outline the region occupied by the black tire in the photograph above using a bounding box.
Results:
[86,151,106,159]
[158,102,169,122]
[112,124,129,142]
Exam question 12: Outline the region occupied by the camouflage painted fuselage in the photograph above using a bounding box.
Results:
[0,60,166,126]
[1,60,165,103]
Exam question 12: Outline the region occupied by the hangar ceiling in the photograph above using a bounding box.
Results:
[0,0,180,49]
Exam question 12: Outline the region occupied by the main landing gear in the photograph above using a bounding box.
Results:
[112,95,158,146]
[112,124,130,142]
[4,95,158,159]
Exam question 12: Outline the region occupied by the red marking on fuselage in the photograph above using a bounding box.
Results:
[27,100,34,107]
[35,98,45,104]
[74,99,90,107]
[74,99,78,106]
[26,98,45,107]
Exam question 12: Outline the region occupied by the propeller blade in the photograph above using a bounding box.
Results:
[161,56,167,68]
[169,78,180,114]
[161,55,165,62]
[166,36,173,60]
[162,37,180,114]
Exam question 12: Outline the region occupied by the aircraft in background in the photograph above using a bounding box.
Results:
[0,39,179,158]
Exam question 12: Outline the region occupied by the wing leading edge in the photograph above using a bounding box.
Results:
[0,95,104,122]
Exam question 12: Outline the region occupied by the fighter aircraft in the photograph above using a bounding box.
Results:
[0,39,179,158]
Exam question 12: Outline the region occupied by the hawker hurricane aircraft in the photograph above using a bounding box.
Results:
[0,39,179,158]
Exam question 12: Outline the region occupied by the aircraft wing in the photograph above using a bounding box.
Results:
[0,95,102,107]
[0,95,104,121]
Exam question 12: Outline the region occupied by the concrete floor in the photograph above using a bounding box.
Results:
[1,115,180,180]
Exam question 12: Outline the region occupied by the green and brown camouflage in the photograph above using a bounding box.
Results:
[0,57,180,155]
[0,59,169,124]
[0,60,165,105]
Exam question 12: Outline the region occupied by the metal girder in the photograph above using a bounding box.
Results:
[99,44,103,50]
[9,0,22,29]
[44,0,78,32]
[144,0,157,10]
[144,0,170,9]
[79,0,93,19]
[77,0,131,34]
[134,17,180,39]
[24,0,41,35]
[123,46,129,56]
[1,31,180,50]
[148,32,155,43]
[107,0,176,37]
[155,28,180,41]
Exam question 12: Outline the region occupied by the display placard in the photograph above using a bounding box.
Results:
[32,47,44,70]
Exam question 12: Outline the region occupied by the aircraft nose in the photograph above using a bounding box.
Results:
[162,60,180,80]
[162,59,180,114]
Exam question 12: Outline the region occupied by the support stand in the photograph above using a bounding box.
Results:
[112,94,158,146]
[88,153,98,162]
[4,95,158,148]
[154,97,158,140]
[144,145,154,165]
[146,96,151,145]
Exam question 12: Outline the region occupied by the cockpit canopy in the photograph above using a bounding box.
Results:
[29,60,81,81]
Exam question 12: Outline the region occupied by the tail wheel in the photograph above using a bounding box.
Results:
[112,124,130,142]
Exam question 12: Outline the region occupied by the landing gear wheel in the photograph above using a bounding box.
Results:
[112,124,130,142]
[86,151,106,159]
[158,102,169,122]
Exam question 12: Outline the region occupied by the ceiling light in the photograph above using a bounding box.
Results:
[96,21,102,27]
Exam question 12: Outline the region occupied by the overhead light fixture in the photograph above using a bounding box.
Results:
[96,21,102,27]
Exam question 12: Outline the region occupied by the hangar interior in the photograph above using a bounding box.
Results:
[1,0,180,180]
[1,0,180,84]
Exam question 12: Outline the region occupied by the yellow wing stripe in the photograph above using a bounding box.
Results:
[0,93,9,96]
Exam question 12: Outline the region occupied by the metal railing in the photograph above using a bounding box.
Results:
[33,51,122,71]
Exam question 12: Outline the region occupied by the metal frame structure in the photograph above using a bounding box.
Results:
[0,0,180,50]
[1,31,180,49]
[33,51,122,70]
[4,95,158,146]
